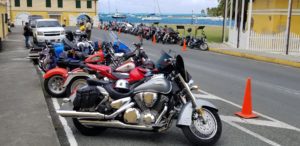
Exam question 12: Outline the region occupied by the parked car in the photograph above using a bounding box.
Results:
[32,19,66,45]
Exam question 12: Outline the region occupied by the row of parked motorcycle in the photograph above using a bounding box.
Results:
[34,29,221,146]
[100,22,209,51]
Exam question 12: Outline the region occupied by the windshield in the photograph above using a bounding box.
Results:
[156,50,172,69]
[37,21,61,28]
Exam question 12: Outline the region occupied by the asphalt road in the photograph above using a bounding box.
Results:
[44,28,300,146]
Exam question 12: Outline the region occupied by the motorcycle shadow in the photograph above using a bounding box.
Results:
[71,122,191,146]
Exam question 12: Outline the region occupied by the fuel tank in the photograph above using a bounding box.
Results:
[115,61,136,72]
[134,74,171,94]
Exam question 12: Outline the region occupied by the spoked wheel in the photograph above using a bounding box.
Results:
[181,108,222,146]
[44,75,66,97]
[66,77,88,96]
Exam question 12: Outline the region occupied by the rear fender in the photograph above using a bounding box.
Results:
[176,99,218,127]
[62,71,96,88]
[43,67,68,79]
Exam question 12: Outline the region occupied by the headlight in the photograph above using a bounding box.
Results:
[61,30,65,35]
[37,31,43,36]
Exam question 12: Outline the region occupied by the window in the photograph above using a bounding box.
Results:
[46,0,51,8]
[58,0,63,8]
[37,21,61,28]
[27,0,32,7]
[76,0,81,8]
[87,0,92,8]
[75,0,81,8]
[15,0,20,7]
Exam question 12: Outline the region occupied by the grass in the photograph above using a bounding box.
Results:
[156,24,228,43]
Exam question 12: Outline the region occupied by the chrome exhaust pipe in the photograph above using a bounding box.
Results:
[79,120,153,131]
[57,102,135,120]
[57,111,105,119]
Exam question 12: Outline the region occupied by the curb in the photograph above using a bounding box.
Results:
[209,48,300,68]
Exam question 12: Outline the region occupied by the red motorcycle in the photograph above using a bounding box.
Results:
[43,51,105,97]
[44,43,152,97]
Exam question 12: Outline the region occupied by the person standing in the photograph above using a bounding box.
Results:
[85,20,92,40]
[79,22,86,32]
[23,22,31,48]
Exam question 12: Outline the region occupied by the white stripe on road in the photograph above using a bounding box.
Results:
[220,115,298,131]
[52,98,78,146]
[196,90,300,132]
[221,118,281,146]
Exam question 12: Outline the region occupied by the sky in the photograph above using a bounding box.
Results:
[98,0,219,14]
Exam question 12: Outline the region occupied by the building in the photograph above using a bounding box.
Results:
[225,0,300,54]
[0,0,8,49]
[9,0,98,26]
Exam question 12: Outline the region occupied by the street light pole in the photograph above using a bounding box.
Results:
[285,0,293,55]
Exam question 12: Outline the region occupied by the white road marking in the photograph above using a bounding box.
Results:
[221,118,281,146]
[220,115,298,131]
[195,90,300,132]
[52,98,78,146]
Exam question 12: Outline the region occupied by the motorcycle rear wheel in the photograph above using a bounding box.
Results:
[181,108,222,146]
[44,75,66,97]
[199,43,209,51]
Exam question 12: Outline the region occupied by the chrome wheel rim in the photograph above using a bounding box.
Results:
[190,109,218,140]
[48,75,65,94]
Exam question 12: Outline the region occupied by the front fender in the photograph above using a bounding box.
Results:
[43,67,68,79]
[176,99,218,127]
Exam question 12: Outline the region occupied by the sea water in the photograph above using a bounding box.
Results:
[99,14,233,26]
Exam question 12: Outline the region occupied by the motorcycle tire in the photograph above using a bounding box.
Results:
[181,107,222,146]
[66,77,88,97]
[72,118,107,136]
[44,75,66,98]
[199,43,209,51]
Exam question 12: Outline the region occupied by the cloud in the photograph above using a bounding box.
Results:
[98,0,219,14]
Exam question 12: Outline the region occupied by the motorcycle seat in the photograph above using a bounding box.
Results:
[112,72,129,79]
[87,79,110,86]
[103,84,134,100]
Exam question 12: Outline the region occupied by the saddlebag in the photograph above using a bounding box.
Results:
[73,86,103,109]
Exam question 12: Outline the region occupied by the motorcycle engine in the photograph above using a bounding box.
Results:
[123,93,168,125]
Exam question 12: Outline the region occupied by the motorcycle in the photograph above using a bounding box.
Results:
[59,43,151,97]
[181,26,209,51]
[162,28,180,44]
[57,50,222,146]
[43,43,147,97]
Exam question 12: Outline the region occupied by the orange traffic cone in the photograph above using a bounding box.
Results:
[235,77,258,119]
[182,39,187,51]
[152,35,156,45]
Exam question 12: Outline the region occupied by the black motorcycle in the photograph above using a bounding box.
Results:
[58,50,222,146]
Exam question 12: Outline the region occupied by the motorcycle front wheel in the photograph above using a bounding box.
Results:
[181,108,222,146]
[66,77,88,97]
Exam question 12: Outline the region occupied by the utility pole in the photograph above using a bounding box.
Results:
[285,0,293,55]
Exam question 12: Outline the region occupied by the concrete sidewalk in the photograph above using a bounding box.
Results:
[209,43,300,68]
[0,27,60,146]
